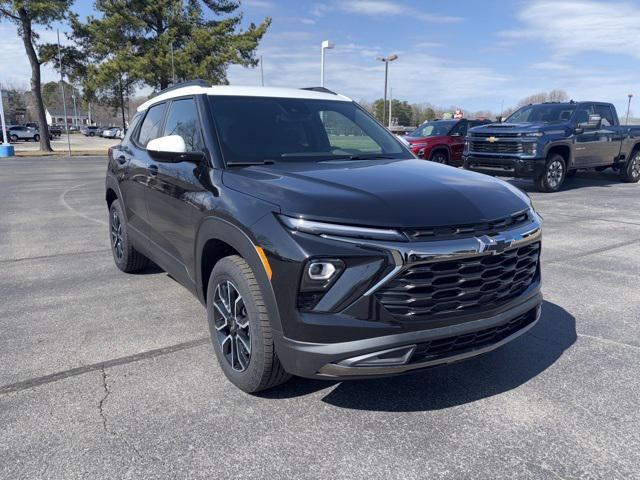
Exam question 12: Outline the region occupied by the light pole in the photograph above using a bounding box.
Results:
[625,93,633,125]
[320,40,334,87]
[72,90,78,128]
[377,54,398,126]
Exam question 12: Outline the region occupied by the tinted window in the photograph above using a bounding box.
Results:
[137,103,166,147]
[210,96,404,165]
[449,121,467,136]
[595,105,615,127]
[506,104,576,123]
[162,98,203,152]
[574,104,596,125]
[408,121,456,138]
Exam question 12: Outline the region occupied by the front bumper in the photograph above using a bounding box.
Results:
[464,155,546,178]
[275,295,542,379]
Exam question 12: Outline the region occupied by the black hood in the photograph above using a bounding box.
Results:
[222,159,530,228]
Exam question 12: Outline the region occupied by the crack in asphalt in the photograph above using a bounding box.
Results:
[0,337,211,396]
[98,367,142,459]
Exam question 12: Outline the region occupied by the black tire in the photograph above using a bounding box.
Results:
[108,200,149,272]
[207,255,291,393]
[33,134,40,142]
[620,150,640,183]
[10,135,18,142]
[89,132,95,137]
[429,150,449,164]
[535,154,566,192]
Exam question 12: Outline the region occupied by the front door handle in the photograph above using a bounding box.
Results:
[148,164,158,176]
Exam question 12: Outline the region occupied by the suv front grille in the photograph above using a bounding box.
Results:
[375,242,540,319]
[406,210,530,240]
[411,307,537,362]
[470,141,523,154]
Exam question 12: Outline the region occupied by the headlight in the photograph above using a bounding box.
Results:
[522,142,537,156]
[278,215,407,242]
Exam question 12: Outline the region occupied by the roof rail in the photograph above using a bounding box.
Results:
[301,86,337,95]
[158,79,210,95]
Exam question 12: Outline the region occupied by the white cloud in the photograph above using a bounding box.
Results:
[241,0,273,8]
[502,0,640,59]
[311,1,463,23]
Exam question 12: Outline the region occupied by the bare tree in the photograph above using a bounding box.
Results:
[0,1,73,151]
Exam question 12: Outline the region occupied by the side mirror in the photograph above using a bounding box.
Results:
[147,135,204,163]
[577,114,601,131]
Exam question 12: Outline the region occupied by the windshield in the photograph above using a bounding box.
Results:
[407,121,456,138]
[209,96,406,165]
[506,104,576,124]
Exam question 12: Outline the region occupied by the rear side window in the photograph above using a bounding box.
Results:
[162,98,204,152]
[595,105,615,127]
[137,103,166,147]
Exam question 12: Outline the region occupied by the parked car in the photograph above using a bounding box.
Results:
[464,101,640,192]
[405,118,491,165]
[6,125,40,142]
[81,125,103,136]
[48,125,63,138]
[106,82,543,393]
[101,127,122,139]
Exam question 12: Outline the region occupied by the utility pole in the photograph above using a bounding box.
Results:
[625,94,633,125]
[377,54,398,126]
[388,86,393,128]
[320,41,334,87]
[170,41,176,84]
[72,90,78,128]
[260,55,264,86]
[57,29,71,157]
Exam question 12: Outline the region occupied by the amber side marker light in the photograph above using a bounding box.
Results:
[255,246,272,280]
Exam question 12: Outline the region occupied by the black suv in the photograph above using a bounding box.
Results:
[106,82,543,393]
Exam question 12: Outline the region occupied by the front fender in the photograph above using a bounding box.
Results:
[195,216,283,333]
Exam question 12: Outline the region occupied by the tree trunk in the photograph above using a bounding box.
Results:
[18,8,52,152]
[118,76,126,129]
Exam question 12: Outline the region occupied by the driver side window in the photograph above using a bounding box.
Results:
[449,121,467,136]
[162,98,204,152]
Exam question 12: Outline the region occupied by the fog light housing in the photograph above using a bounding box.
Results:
[298,258,345,310]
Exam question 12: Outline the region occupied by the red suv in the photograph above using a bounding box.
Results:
[405,119,491,166]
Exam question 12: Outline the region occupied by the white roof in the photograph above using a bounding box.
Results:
[137,85,352,112]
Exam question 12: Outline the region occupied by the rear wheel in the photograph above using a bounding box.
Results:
[10,134,18,142]
[429,150,449,165]
[207,255,291,393]
[620,150,640,183]
[33,134,40,142]
[109,200,149,272]
[535,154,566,192]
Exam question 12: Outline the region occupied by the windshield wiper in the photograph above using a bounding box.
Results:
[227,159,276,166]
[328,154,395,161]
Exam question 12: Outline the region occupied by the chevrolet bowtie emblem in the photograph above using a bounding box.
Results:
[476,235,512,254]
[487,136,498,143]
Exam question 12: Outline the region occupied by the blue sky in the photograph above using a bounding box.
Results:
[2,0,640,115]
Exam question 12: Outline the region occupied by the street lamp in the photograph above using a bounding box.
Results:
[377,54,398,126]
[320,40,334,87]
[626,93,633,125]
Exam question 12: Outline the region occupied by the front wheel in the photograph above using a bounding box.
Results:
[535,154,566,192]
[429,150,449,164]
[620,150,640,183]
[33,134,40,142]
[207,255,291,393]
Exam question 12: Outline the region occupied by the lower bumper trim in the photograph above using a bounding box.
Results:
[318,304,540,377]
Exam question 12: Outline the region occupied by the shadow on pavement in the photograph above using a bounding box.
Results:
[263,301,576,412]
[510,169,625,193]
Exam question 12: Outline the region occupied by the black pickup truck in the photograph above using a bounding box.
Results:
[463,101,640,191]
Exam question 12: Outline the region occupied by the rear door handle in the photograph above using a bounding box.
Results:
[116,155,127,165]
[148,164,158,176]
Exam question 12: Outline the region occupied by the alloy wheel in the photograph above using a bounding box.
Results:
[213,280,251,372]
[546,159,564,189]
[632,153,640,179]
[432,152,447,164]
[110,209,124,261]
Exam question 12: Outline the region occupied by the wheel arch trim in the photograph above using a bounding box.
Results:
[195,216,284,333]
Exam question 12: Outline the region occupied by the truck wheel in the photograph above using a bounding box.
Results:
[430,150,449,164]
[535,154,566,192]
[109,200,149,272]
[207,255,291,393]
[620,150,640,183]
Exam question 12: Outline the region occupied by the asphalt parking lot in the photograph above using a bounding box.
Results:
[1,155,639,479]
[10,134,119,153]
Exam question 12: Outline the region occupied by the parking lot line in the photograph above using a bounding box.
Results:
[0,337,210,396]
